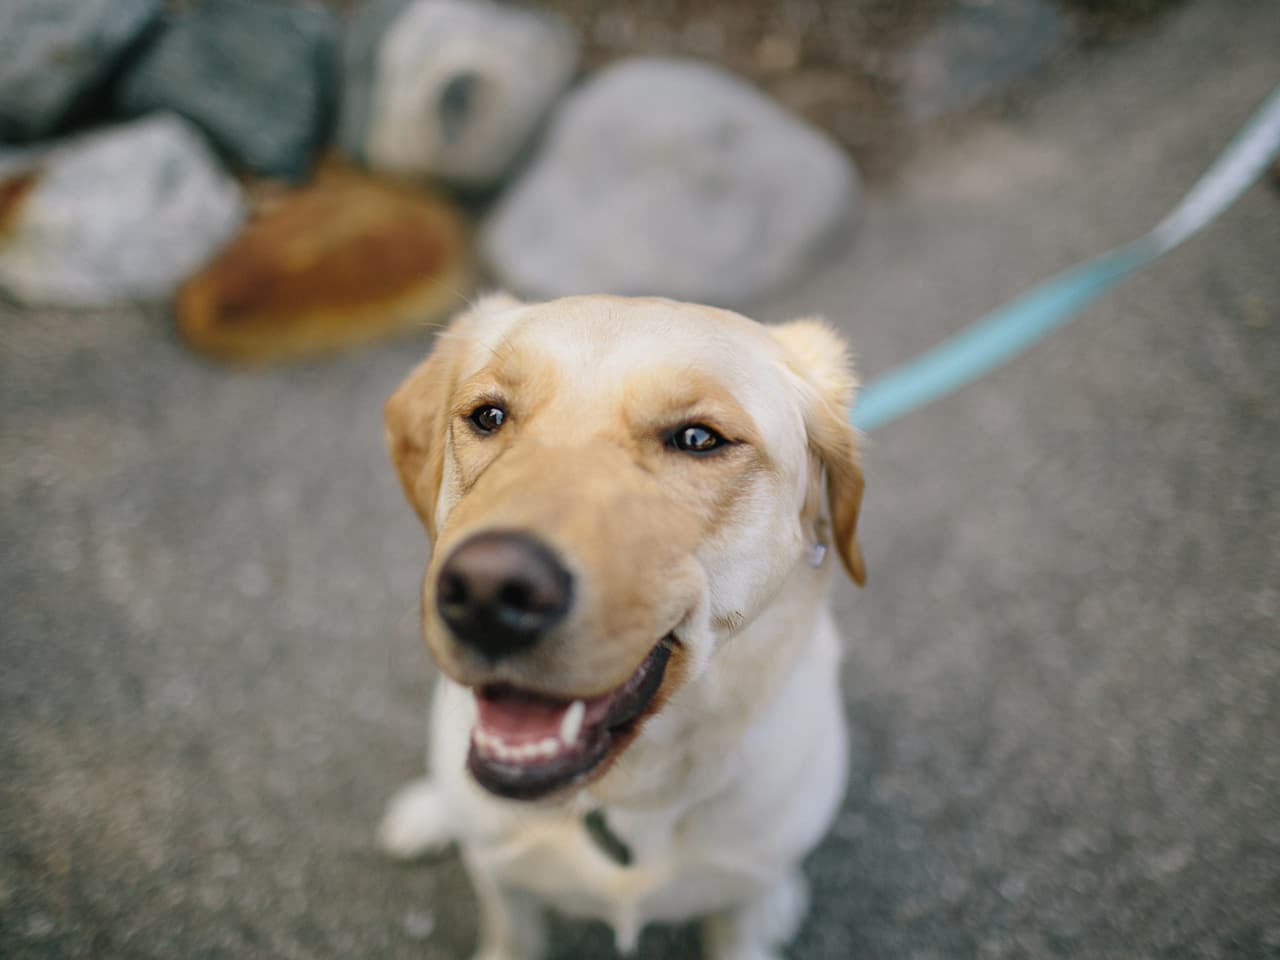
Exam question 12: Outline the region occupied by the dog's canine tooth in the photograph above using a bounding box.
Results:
[560,700,585,747]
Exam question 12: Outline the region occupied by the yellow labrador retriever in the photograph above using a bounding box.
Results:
[378,293,865,959]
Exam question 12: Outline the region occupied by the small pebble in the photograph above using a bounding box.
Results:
[403,908,435,941]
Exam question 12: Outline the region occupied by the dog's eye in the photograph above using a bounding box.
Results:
[670,424,728,455]
[468,404,507,434]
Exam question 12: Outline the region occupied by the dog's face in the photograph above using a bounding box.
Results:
[386,294,865,801]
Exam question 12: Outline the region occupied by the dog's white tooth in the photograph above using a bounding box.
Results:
[538,737,560,757]
[560,700,585,746]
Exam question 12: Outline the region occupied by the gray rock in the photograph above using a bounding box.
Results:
[337,0,414,165]
[903,0,1066,122]
[0,115,245,307]
[358,0,578,188]
[482,58,859,306]
[115,0,338,181]
[0,0,161,141]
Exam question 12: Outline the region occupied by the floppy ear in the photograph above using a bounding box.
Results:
[384,293,519,540]
[771,318,867,586]
[385,338,456,540]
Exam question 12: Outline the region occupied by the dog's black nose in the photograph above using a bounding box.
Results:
[435,531,572,660]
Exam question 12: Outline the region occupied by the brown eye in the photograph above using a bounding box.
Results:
[670,424,728,455]
[468,404,506,434]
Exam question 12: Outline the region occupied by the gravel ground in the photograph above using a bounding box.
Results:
[2,0,1278,958]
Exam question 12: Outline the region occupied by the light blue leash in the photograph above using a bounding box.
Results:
[852,84,1280,433]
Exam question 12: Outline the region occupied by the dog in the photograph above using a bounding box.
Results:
[377,293,866,959]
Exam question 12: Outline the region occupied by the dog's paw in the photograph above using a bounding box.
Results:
[376,777,456,860]
[705,870,809,960]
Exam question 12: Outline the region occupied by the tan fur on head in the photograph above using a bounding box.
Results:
[384,294,522,539]
[771,319,867,586]
[384,338,454,539]
[386,295,867,705]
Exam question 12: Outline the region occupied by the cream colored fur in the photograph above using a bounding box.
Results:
[378,294,865,960]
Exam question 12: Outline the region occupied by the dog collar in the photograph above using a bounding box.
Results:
[583,808,633,867]
[807,541,827,568]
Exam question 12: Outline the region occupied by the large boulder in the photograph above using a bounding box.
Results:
[347,0,578,189]
[481,59,859,306]
[0,115,245,308]
[177,164,470,364]
[115,0,339,181]
[0,0,161,141]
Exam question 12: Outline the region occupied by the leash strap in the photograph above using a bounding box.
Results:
[851,84,1280,433]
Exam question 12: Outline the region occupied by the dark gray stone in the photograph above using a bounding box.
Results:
[482,58,858,306]
[115,0,339,181]
[0,0,161,141]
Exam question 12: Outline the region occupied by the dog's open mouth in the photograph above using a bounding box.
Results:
[467,637,674,800]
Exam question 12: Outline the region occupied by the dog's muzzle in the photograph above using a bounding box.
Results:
[432,528,680,801]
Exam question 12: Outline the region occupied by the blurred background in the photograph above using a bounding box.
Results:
[2,0,1277,957]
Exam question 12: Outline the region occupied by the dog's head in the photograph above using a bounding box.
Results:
[386,294,865,801]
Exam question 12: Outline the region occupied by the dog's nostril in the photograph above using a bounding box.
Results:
[498,580,538,612]
[438,572,468,609]
[498,581,528,610]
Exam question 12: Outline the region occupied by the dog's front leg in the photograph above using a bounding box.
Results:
[464,856,547,960]
[702,868,810,960]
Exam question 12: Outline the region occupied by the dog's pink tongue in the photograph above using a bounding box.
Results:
[474,687,614,746]
[475,690,569,745]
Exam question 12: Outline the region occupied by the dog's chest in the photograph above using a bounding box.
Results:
[476,805,763,948]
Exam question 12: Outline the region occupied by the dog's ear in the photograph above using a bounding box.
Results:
[771,318,867,586]
[385,293,520,539]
